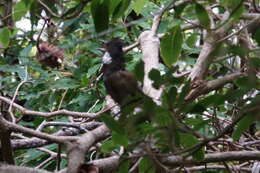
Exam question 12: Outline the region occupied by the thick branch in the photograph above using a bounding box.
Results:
[186,72,245,101]
[10,122,101,150]
[188,35,219,81]
[0,116,73,144]
[0,96,111,119]
[0,164,51,173]
[66,124,110,173]
[59,155,119,173]
[174,165,250,172]
[151,0,176,34]
[139,31,162,100]
[161,151,260,166]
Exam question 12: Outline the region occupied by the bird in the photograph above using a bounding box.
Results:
[36,42,64,68]
[101,38,141,106]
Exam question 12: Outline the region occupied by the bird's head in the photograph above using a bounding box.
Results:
[105,38,126,58]
[102,38,126,65]
[105,38,125,53]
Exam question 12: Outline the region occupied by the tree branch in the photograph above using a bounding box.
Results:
[186,72,245,101]
[0,116,74,144]
[10,122,102,150]
[66,124,110,173]
[0,96,113,119]
[161,151,260,166]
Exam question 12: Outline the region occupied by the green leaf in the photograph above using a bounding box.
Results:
[149,69,161,89]
[111,0,130,19]
[139,157,155,173]
[24,149,46,162]
[180,133,199,147]
[19,44,33,65]
[0,65,22,73]
[195,3,210,29]
[186,103,206,114]
[232,115,254,141]
[250,57,260,68]
[133,0,148,14]
[235,77,255,90]
[230,2,244,21]
[177,80,190,106]
[155,109,172,126]
[20,44,33,57]
[166,86,177,108]
[253,28,260,46]
[118,160,130,173]
[17,66,28,81]
[101,114,125,134]
[134,60,144,81]
[112,132,128,147]
[109,0,122,16]
[52,78,80,89]
[91,0,109,33]
[13,0,28,21]
[87,64,101,76]
[193,118,216,130]
[186,33,198,48]
[180,133,204,161]
[0,27,10,48]
[101,140,117,152]
[199,94,226,107]
[193,147,205,161]
[160,25,183,67]
[174,3,187,18]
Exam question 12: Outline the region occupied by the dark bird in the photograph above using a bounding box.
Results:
[101,38,141,105]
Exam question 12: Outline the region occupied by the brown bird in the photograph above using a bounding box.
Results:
[36,42,64,68]
[101,38,141,105]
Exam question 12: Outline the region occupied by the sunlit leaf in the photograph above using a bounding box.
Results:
[91,0,109,33]
[112,132,128,146]
[161,25,183,67]
[13,0,28,21]
[139,157,155,173]
[133,0,148,14]
[195,3,210,29]
[0,27,10,48]
[52,78,80,89]
[180,133,205,161]
[109,0,122,16]
[101,140,117,152]
[111,0,131,19]
[232,115,254,140]
[101,114,125,135]
[118,160,130,173]
[17,66,28,81]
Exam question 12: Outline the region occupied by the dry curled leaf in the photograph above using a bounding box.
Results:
[36,42,64,68]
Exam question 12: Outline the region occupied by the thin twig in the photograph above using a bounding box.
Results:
[9,79,28,123]
[0,96,115,119]
[217,16,260,43]
[87,99,100,113]
[37,0,60,18]
[57,89,68,111]
[151,0,176,35]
